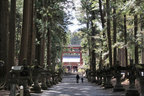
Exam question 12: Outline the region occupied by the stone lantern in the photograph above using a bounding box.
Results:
[31,60,42,93]
[113,61,125,92]
[19,59,31,96]
[125,59,139,96]
[9,66,23,96]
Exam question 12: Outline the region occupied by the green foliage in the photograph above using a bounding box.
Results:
[14,0,144,70]
[35,0,73,68]
[15,0,23,58]
[77,0,144,68]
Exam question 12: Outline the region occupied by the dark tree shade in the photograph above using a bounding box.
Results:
[0,0,9,77]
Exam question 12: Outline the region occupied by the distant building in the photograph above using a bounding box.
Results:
[62,45,83,72]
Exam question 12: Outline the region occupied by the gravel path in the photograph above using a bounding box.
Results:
[31,74,125,96]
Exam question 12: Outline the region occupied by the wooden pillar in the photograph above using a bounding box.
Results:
[80,52,82,65]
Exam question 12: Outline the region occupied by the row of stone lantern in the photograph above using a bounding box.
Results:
[86,59,144,96]
[9,59,63,96]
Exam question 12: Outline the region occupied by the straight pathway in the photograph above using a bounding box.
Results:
[31,74,125,96]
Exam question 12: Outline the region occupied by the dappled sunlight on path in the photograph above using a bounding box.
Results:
[31,74,125,96]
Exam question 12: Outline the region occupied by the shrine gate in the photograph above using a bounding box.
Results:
[62,45,83,72]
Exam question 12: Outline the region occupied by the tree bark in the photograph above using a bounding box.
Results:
[8,0,16,72]
[124,15,128,66]
[27,0,35,66]
[98,0,105,69]
[19,0,33,65]
[40,14,46,66]
[113,0,117,65]
[123,0,128,66]
[106,0,112,67]
[35,32,41,65]
[35,0,41,65]
[40,28,46,66]
[140,14,144,63]
[134,15,138,64]
[91,10,96,71]
[0,0,9,77]
[47,26,51,66]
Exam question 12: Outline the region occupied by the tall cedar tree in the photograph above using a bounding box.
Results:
[91,11,96,72]
[124,0,128,66]
[8,0,16,71]
[19,0,33,65]
[134,15,138,64]
[27,0,35,66]
[0,0,9,77]
[98,0,105,69]
[106,0,112,67]
[113,0,117,65]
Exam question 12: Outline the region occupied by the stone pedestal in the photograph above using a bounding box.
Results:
[113,68,124,92]
[86,70,91,82]
[41,78,48,90]
[31,75,41,93]
[52,75,57,85]
[9,77,17,96]
[96,75,99,84]
[125,76,139,96]
[21,79,31,96]
[102,67,113,89]
[91,76,96,83]
[104,75,113,89]
[46,77,52,87]
[126,89,139,96]
[58,76,62,82]
[98,76,102,85]
[138,77,144,96]
[90,71,96,83]
[41,74,48,90]
[125,60,139,96]
[102,74,106,87]
[20,62,31,96]
[96,70,102,85]
[31,67,41,93]
[125,78,139,96]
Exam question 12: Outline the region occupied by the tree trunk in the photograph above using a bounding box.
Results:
[40,29,46,66]
[35,32,41,65]
[91,11,96,71]
[39,0,48,66]
[47,27,51,66]
[124,0,128,66]
[98,0,105,69]
[8,0,16,72]
[19,0,33,65]
[113,0,117,65]
[106,0,112,67]
[134,15,138,64]
[99,0,105,28]
[140,14,144,64]
[27,0,35,66]
[0,0,9,77]
[85,6,91,69]
[35,0,41,65]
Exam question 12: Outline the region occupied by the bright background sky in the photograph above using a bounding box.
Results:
[67,0,102,32]
[67,0,83,33]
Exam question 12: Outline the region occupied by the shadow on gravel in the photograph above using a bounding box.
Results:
[31,74,125,96]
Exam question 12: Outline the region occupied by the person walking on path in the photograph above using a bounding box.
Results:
[76,74,80,83]
[81,75,84,83]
